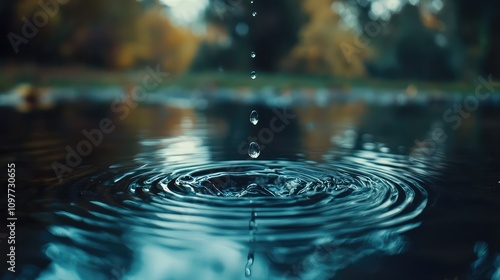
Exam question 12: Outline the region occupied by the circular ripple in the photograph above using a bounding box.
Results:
[73,159,427,241]
[160,162,345,198]
[40,157,429,279]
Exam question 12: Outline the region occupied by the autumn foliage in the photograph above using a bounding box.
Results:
[285,0,373,77]
[112,8,200,74]
[11,0,200,74]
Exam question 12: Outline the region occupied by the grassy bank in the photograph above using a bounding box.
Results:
[0,66,478,94]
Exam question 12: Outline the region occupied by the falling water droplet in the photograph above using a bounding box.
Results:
[249,218,258,232]
[246,255,254,266]
[250,71,257,80]
[251,51,256,58]
[252,12,257,17]
[245,253,254,277]
[245,210,257,278]
[250,110,258,125]
[250,0,254,3]
[245,267,251,277]
[248,142,260,158]
[249,210,258,231]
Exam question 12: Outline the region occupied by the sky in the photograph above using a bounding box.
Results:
[159,0,210,27]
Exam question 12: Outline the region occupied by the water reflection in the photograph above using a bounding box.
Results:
[295,102,367,161]
[2,96,500,280]
[32,139,429,280]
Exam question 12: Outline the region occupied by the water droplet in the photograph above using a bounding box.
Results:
[250,110,258,125]
[245,254,254,278]
[249,210,258,231]
[250,0,254,3]
[247,255,254,266]
[250,71,257,80]
[248,142,260,158]
[249,219,258,232]
[246,210,257,277]
[250,51,256,58]
[252,12,257,17]
[245,266,251,277]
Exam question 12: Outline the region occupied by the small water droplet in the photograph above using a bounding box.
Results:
[249,210,258,231]
[250,110,258,125]
[245,254,254,278]
[251,51,256,58]
[250,0,254,3]
[247,255,254,266]
[245,266,251,277]
[252,12,257,17]
[248,142,260,158]
[246,211,257,277]
[249,219,258,231]
[250,71,257,80]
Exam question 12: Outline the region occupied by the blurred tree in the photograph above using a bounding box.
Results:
[283,0,373,78]
[1,0,499,80]
[456,0,500,79]
[361,3,459,81]
[58,0,144,68]
[112,7,200,73]
[355,0,500,80]
[1,0,200,74]
[0,1,22,63]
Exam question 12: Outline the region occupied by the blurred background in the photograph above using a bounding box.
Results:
[0,0,499,90]
[2,2,500,280]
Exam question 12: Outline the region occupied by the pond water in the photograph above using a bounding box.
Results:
[1,89,500,280]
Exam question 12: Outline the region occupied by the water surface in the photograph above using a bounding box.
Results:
[1,90,500,280]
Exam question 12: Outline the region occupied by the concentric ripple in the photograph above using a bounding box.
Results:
[39,155,429,280]
[72,159,428,239]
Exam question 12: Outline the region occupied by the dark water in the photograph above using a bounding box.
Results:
[1,89,500,280]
